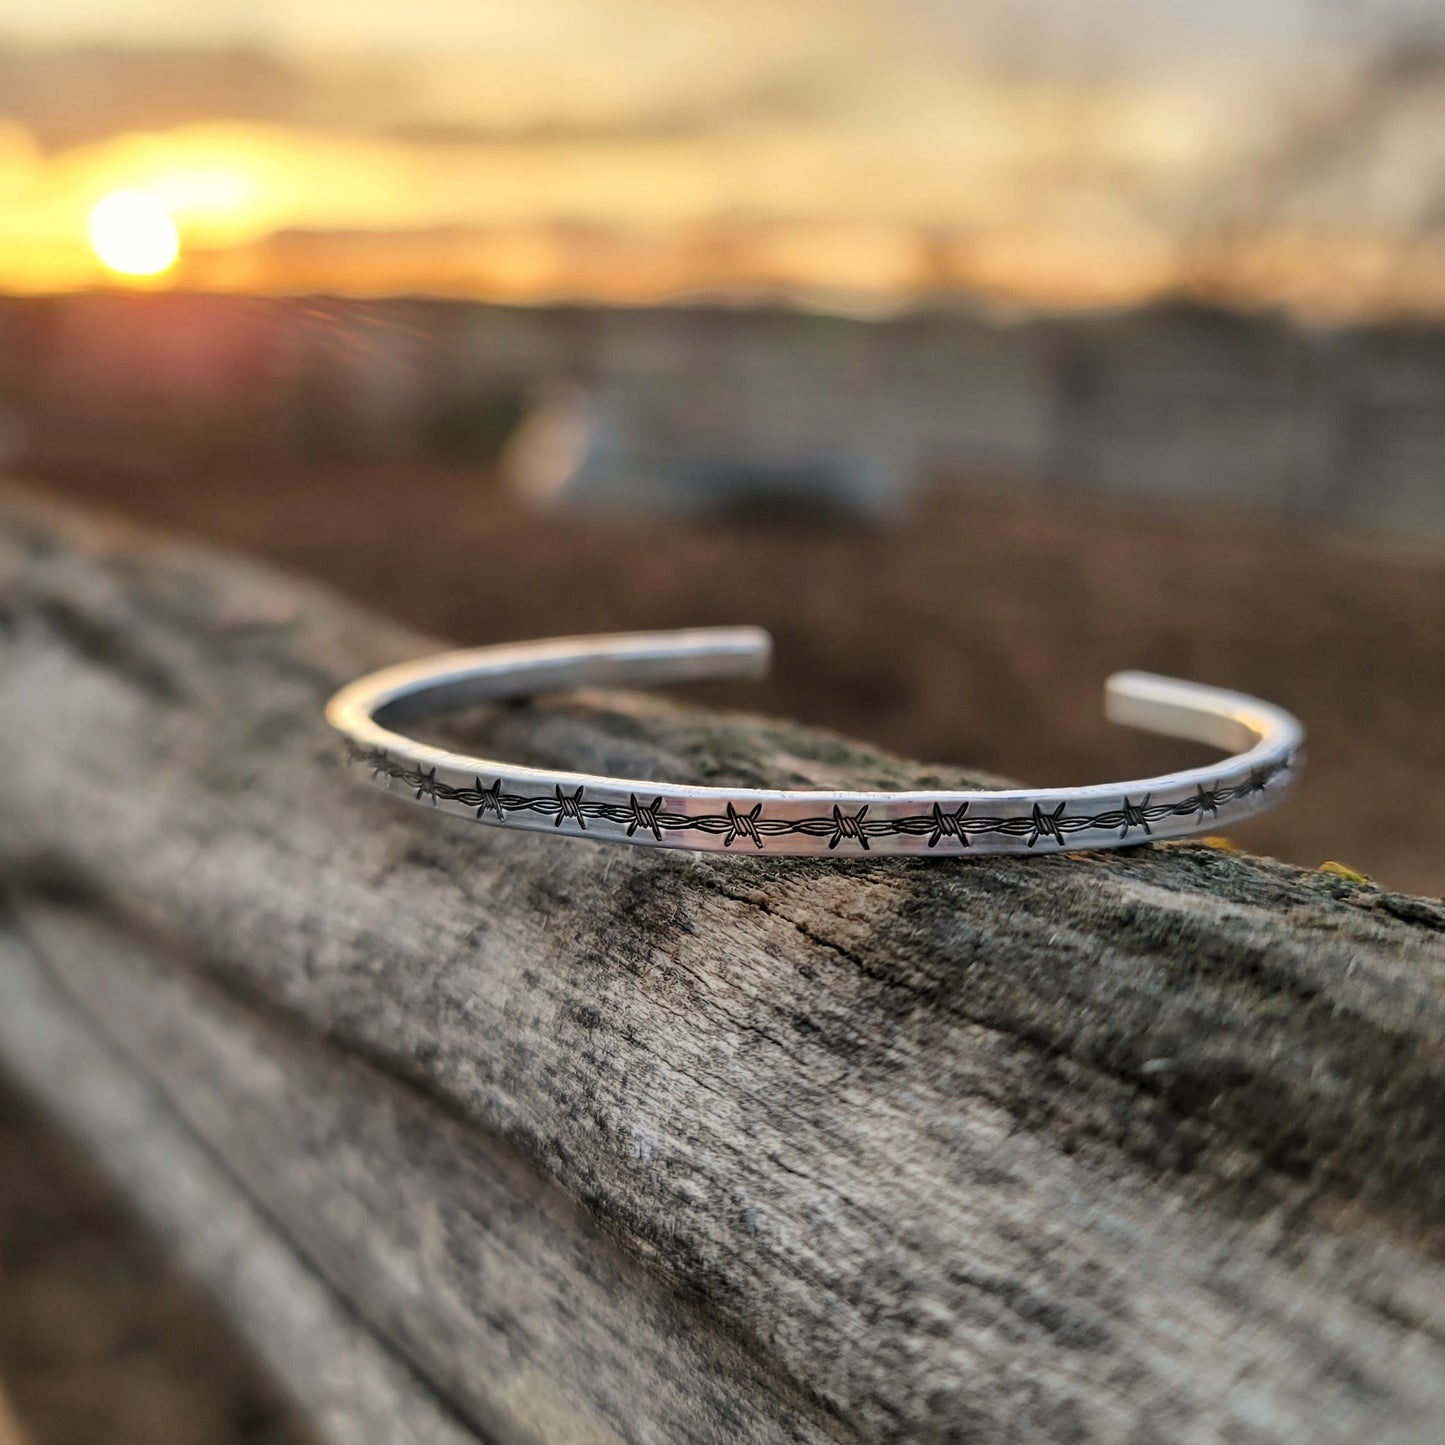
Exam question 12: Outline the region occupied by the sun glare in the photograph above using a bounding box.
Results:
[88,190,180,278]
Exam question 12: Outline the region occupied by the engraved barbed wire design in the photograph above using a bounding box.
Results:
[348,744,1292,852]
[327,634,1305,858]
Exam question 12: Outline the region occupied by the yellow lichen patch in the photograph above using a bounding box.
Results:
[1319,860,1374,885]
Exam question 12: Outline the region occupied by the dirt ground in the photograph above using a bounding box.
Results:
[2,459,1442,1445]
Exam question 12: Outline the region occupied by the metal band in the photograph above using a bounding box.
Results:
[325,628,1303,857]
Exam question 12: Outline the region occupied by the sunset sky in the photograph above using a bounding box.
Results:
[1,0,1442,313]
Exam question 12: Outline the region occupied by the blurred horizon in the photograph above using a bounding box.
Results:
[2,0,1444,318]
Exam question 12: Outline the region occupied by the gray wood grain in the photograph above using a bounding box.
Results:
[0,912,479,1445]
[1,486,1443,1445]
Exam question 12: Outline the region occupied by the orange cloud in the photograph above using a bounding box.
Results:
[0,24,1440,318]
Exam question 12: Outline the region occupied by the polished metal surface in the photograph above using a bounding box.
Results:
[326,628,1303,857]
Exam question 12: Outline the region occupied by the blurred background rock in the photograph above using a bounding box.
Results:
[0,0,1442,1440]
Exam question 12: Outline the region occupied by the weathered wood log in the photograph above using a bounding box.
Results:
[0,485,1443,1445]
[0,910,503,1445]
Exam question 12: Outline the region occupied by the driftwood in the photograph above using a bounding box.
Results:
[0,485,1443,1445]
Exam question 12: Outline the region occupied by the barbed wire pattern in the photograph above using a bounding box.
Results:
[348,744,1292,851]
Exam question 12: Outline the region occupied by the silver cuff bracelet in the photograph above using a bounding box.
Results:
[326,627,1303,857]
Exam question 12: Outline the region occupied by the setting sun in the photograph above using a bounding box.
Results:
[88,190,180,278]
